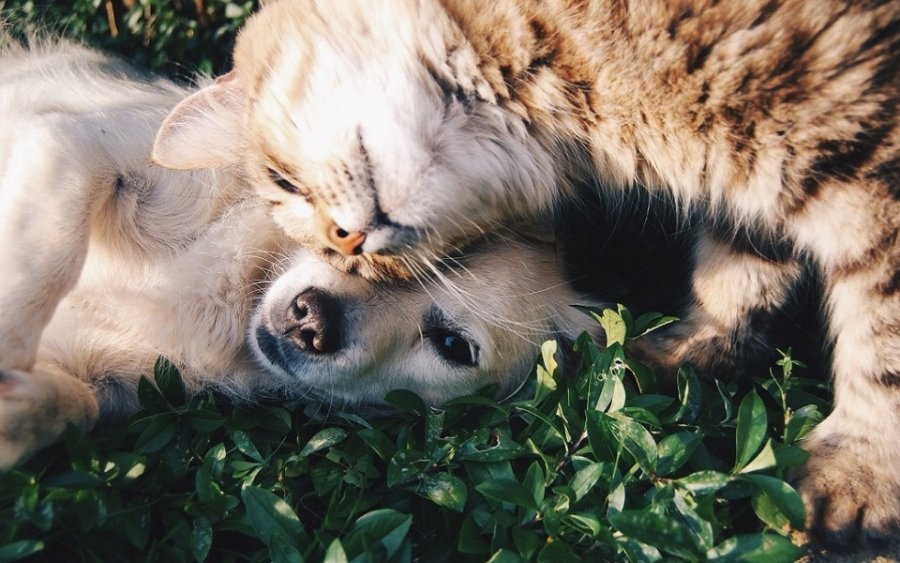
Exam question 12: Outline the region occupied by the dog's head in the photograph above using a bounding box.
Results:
[249,236,604,406]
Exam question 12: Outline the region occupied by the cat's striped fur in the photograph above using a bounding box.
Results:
[153,0,900,548]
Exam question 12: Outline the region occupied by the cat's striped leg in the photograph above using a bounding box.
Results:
[628,230,803,380]
[789,198,900,547]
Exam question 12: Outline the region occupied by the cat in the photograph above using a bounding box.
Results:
[0,38,602,468]
[152,0,900,547]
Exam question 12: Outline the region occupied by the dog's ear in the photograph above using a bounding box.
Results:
[152,71,245,170]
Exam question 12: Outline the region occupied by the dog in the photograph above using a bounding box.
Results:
[0,39,603,468]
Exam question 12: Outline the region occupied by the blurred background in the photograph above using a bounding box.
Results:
[1,0,258,77]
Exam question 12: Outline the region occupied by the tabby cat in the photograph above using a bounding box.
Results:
[153,0,900,548]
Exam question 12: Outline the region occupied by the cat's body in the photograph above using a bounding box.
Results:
[153,0,900,548]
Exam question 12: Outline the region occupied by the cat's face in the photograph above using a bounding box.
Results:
[250,237,600,406]
[153,0,558,278]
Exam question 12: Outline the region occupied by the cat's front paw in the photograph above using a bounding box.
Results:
[795,430,900,549]
[627,326,748,382]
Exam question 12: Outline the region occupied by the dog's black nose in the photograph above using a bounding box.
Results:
[281,288,342,354]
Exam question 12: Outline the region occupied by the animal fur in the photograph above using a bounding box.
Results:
[152,0,900,548]
[0,40,602,468]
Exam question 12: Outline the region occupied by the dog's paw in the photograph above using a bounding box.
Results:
[795,431,900,549]
[0,369,99,470]
[0,369,46,469]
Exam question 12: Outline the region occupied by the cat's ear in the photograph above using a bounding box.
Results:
[152,71,246,170]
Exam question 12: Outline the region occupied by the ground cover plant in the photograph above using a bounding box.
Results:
[0,0,257,76]
[0,306,829,562]
[0,3,831,561]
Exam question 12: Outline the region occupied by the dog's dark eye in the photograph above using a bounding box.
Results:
[426,328,479,367]
[267,167,301,194]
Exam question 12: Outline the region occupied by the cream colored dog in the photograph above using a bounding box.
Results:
[0,40,601,468]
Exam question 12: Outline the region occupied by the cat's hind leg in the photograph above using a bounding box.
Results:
[789,183,900,548]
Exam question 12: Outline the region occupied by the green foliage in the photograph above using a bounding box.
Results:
[0,0,258,76]
[0,307,829,562]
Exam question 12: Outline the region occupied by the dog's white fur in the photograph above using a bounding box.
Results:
[0,40,601,468]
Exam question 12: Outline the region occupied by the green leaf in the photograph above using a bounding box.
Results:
[604,413,658,474]
[512,528,542,560]
[191,516,213,562]
[595,371,627,413]
[677,471,731,496]
[231,430,265,463]
[420,473,467,512]
[739,439,777,474]
[299,428,348,457]
[387,449,424,487]
[524,462,546,509]
[784,404,823,443]
[537,537,581,563]
[487,548,525,563]
[383,389,427,415]
[136,376,171,412]
[342,509,412,562]
[457,518,491,555]
[270,536,305,563]
[323,539,349,563]
[153,357,186,406]
[772,444,809,468]
[594,307,628,347]
[617,538,664,562]
[187,408,224,433]
[565,512,603,537]
[475,479,539,511]
[609,509,703,560]
[241,486,306,548]
[632,312,678,338]
[0,540,45,562]
[673,365,703,423]
[625,358,657,394]
[672,488,714,551]
[656,432,702,476]
[570,462,605,501]
[358,429,395,461]
[134,414,176,453]
[734,391,768,473]
[535,340,559,401]
[706,533,804,562]
[742,474,805,530]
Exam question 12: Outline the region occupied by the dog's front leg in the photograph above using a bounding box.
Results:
[0,114,107,466]
[0,368,99,469]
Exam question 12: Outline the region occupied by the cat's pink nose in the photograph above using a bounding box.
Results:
[324,220,366,256]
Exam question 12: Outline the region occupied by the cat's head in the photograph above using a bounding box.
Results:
[153,0,561,278]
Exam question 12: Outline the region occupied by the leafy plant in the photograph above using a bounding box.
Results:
[0,307,829,562]
[0,0,257,77]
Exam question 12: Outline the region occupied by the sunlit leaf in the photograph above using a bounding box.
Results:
[734,391,768,473]
[420,473,467,512]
